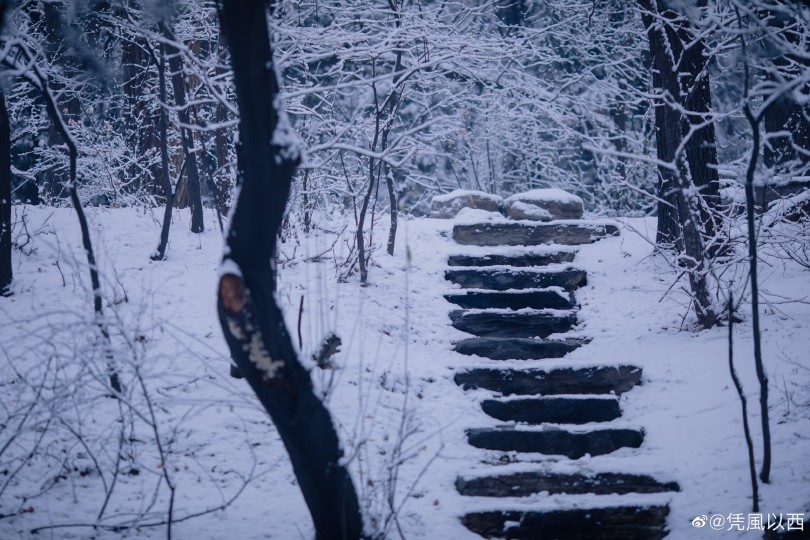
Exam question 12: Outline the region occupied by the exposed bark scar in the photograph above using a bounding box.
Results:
[219,273,246,313]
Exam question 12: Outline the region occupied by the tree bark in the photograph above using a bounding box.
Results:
[640,0,721,244]
[121,15,161,197]
[160,18,205,233]
[152,44,175,261]
[0,89,11,295]
[640,1,683,246]
[217,2,364,538]
[761,9,810,175]
[678,24,721,240]
[40,3,74,202]
[639,0,717,328]
[25,58,122,393]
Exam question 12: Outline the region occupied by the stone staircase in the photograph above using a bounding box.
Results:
[445,218,679,540]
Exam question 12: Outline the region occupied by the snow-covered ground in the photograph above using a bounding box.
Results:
[0,206,808,539]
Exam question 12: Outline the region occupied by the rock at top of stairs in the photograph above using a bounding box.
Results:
[503,189,585,221]
[431,190,503,218]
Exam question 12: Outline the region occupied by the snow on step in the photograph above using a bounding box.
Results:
[445,288,576,310]
[449,309,577,338]
[453,337,584,360]
[456,471,679,497]
[481,395,621,424]
[447,251,576,267]
[453,221,619,246]
[466,426,644,458]
[454,365,643,396]
[503,188,585,221]
[445,267,587,291]
[461,505,670,540]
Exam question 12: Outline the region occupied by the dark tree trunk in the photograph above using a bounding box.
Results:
[160,21,205,233]
[41,3,76,202]
[679,28,721,240]
[640,1,682,246]
[0,89,11,295]
[641,0,721,244]
[385,163,398,256]
[763,95,810,172]
[217,2,364,538]
[639,0,717,328]
[761,10,810,175]
[213,23,233,216]
[121,22,161,197]
[152,44,175,261]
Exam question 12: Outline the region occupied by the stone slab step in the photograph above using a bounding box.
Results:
[466,426,644,458]
[447,252,576,267]
[450,310,577,338]
[453,337,583,360]
[456,471,680,497]
[454,366,643,396]
[445,268,586,291]
[461,506,670,540]
[453,222,620,247]
[481,396,621,424]
[445,289,576,310]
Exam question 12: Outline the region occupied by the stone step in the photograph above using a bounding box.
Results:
[447,252,576,267]
[462,506,670,540]
[445,289,576,310]
[454,366,642,396]
[450,310,577,338]
[453,337,583,360]
[466,426,644,458]
[445,268,586,291]
[453,222,620,247]
[456,471,680,497]
[481,396,621,424]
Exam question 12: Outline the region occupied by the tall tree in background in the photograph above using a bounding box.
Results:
[0,88,10,295]
[159,2,204,233]
[761,6,810,175]
[216,1,364,538]
[638,0,718,327]
[120,2,160,196]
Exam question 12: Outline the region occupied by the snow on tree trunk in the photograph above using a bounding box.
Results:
[217,2,364,538]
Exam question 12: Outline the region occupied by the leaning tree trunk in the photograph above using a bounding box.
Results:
[26,60,122,393]
[0,89,11,295]
[217,2,364,538]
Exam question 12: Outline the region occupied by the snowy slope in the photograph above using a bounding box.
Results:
[0,206,807,539]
